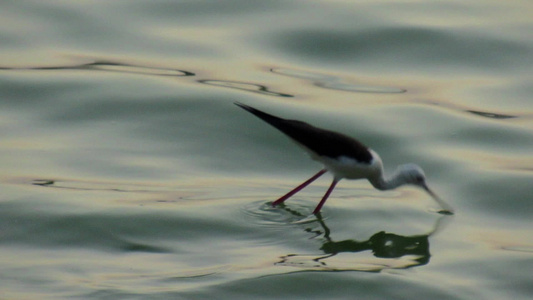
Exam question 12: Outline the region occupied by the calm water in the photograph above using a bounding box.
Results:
[1,1,532,299]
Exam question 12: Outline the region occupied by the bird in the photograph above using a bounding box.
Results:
[235,102,454,215]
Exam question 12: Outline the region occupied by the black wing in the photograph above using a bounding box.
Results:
[235,102,372,163]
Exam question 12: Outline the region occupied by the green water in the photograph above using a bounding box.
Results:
[1,1,532,299]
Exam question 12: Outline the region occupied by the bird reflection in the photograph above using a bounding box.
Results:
[317,215,430,266]
[276,208,450,272]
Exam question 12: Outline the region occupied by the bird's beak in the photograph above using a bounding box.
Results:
[422,184,454,215]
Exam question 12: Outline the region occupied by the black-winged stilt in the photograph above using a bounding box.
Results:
[235,102,454,215]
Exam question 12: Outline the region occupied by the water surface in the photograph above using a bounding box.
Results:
[1,1,532,299]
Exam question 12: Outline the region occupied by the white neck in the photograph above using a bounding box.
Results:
[369,169,408,191]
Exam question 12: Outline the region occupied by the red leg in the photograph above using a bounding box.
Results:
[272,169,327,206]
[312,179,339,214]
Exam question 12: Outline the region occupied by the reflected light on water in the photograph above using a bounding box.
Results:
[0,0,531,298]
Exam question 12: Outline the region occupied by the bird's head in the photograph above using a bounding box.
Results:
[397,163,454,215]
[397,163,427,188]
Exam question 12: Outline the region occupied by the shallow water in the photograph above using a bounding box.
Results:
[1,1,532,299]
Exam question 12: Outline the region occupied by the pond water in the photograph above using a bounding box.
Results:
[1,1,532,299]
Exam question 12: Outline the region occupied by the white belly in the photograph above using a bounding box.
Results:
[317,150,383,180]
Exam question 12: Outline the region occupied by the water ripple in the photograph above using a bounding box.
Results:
[198,79,293,97]
[0,60,195,77]
[240,200,322,228]
[271,67,406,93]
[466,110,517,119]
[30,178,175,194]
[501,245,533,254]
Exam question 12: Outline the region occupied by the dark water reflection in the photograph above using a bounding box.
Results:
[270,27,529,71]
[275,207,450,272]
